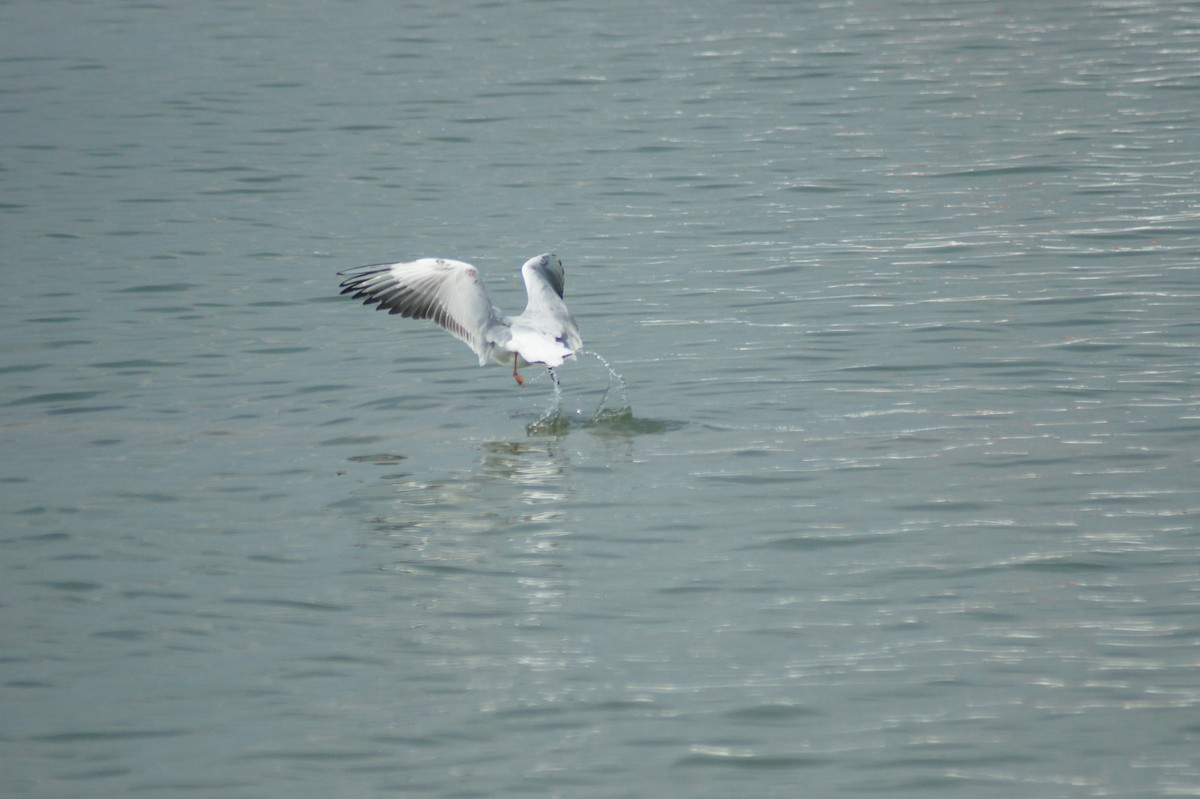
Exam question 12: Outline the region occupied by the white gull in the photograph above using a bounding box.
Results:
[338,252,582,386]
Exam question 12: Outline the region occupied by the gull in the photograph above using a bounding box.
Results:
[338,252,582,386]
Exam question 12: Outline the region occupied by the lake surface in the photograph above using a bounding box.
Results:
[2,1,1199,796]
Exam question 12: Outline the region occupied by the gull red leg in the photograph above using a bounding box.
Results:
[512,353,524,386]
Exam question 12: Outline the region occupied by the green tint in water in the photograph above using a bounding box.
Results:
[526,406,684,437]
[526,410,573,436]
[586,407,685,436]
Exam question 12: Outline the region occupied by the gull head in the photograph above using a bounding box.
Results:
[522,253,559,271]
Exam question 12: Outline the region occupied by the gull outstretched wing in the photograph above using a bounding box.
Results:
[338,258,502,363]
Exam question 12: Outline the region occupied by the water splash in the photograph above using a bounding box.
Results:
[526,411,571,437]
[527,371,570,436]
[524,352,681,436]
[580,350,630,418]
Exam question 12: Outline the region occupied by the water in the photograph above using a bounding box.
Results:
[2,0,1199,796]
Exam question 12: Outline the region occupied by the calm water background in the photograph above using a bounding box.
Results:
[3,0,1199,796]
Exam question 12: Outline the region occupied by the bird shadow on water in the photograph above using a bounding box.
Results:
[524,351,683,438]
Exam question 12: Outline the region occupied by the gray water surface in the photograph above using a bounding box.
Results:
[3,1,1199,797]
